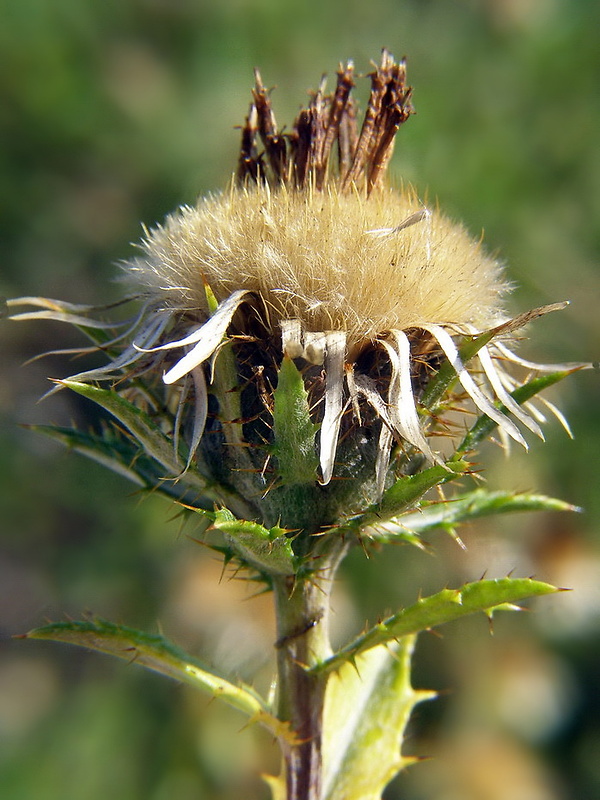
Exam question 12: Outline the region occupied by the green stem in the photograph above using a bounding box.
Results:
[273,541,346,800]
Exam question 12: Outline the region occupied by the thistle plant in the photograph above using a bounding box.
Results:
[7,50,590,800]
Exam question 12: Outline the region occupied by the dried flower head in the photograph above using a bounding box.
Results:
[8,50,581,519]
[8,50,591,800]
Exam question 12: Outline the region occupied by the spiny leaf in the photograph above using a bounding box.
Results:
[59,380,189,477]
[310,577,559,674]
[207,327,260,485]
[457,370,576,455]
[19,618,293,741]
[58,381,255,518]
[379,461,468,516]
[194,507,296,576]
[420,305,569,413]
[27,424,231,511]
[420,328,496,411]
[335,460,468,539]
[372,488,579,542]
[28,424,149,487]
[272,356,320,485]
[322,635,433,800]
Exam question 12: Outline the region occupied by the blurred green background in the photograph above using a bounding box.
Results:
[1,1,599,798]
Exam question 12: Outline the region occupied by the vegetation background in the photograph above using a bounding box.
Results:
[1,1,598,798]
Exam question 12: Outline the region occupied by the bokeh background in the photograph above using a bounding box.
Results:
[1,1,599,798]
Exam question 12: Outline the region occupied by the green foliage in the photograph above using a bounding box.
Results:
[193,507,296,577]
[22,619,292,742]
[420,328,497,412]
[322,636,431,800]
[59,378,257,517]
[272,357,320,486]
[375,487,578,543]
[336,460,468,540]
[59,379,190,478]
[457,370,578,454]
[27,423,155,489]
[311,578,559,675]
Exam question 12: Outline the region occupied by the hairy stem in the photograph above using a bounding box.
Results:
[273,542,346,800]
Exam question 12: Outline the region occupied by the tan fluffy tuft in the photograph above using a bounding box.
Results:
[129,181,508,350]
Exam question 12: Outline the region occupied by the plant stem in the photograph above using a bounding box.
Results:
[273,542,345,800]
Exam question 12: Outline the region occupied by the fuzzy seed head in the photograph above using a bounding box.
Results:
[130,182,507,353]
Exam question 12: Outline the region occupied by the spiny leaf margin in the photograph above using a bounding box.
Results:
[370,488,579,542]
[19,618,294,741]
[193,506,296,576]
[322,635,433,800]
[310,577,560,675]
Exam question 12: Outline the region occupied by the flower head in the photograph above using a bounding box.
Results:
[8,50,583,522]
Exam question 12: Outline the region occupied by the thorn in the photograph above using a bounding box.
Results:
[218,557,229,584]
[348,656,361,678]
[445,526,467,551]
[125,648,141,666]
[426,628,444,640]
[356,529,371,559]
[414,688,439,703]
